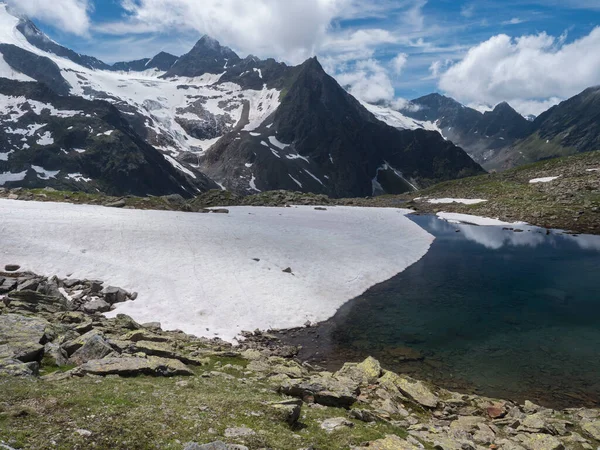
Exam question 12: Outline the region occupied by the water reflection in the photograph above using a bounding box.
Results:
[280,215,600,408]
[430,215,600,252]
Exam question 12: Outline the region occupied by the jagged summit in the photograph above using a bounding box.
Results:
[163,35,241,77]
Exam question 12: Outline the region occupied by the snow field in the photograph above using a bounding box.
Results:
[0,200,434,341]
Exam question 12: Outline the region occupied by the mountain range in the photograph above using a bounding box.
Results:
[0,3,597,197]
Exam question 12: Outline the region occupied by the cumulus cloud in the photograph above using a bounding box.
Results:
[391,53,408,74]
[336,59,396,104]
[7,0,92,36]
[438,28,600,116]
[96,0,351,63]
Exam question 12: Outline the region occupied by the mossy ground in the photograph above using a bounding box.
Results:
[0,359,411,450]
[350,150,600,234]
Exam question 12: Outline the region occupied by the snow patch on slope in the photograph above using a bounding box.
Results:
[529,176,560,184]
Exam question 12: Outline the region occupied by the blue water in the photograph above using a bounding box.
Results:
[281,215,600,408]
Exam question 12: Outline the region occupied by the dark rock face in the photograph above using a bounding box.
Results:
[0,44,71,95]
[202,58,484,198]
[0,79,218,196]
[164,35,241,77]
[535,87,600,152]
[16,19,110,71]
[111,52,178,72]
[403,94,533,169]
[218,56,290,90]
[482,87,600,169]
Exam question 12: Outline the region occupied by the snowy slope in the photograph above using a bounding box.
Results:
[0,4,280,160]
[0,200,434,340]
[361,101,444,135]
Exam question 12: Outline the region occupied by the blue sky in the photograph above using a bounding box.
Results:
[12,0,600,116]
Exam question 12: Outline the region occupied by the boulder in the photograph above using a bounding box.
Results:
[279,374,359,408]
[112,314,141,330]
[132,340,188,362]
[0,314,51,363]
[184,442,248,450]
[141,322,162,332]
[122,330,169,343]
[335,356,382,385]
[582,420,600,441]
[0,277,18,293]
[44,343,69,367]
[517,433,564,450]
[82,298,111,314]
[319,417,354,433]
[269,399,302,425]
[4,264,20,272]
[353,435,420,450]
[69,334,114,365]
[0,342,44,363]
[79,356,194,377]
[247,357,306,378]
[0,358,37,377]
[349,409,382,423]
[101,286,129,304]
[379,371,439,408]
[62,330,104,356]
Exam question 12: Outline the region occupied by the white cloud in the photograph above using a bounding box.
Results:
[100,0,349,64]
[438,28,600,116]
[502,17,525,25]
[460,4,475,18]
[391,53,408,74]
[336,59,396,104]
[7,0,92,36]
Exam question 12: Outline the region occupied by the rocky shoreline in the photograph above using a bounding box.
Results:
[1,269,599,449]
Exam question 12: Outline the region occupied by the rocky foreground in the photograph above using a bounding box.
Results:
[1,269,599,449]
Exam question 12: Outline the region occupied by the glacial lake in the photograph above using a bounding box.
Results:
[279,214,600,408]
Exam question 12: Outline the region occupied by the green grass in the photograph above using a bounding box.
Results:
[0,362,413,450]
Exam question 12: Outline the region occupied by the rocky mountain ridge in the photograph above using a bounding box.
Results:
[0,4,483,197]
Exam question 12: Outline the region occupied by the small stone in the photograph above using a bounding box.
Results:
[320,417,354,432]
[4,265,20,272]
[282,267,293,274]
[75,429,92,437]
[210,209,229,214]
[105,200,126,208]
[487,404,507,419]
[224,427,256,438]
[184,442,248,450]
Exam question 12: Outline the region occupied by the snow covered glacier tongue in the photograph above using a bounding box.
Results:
[0,200,434,340]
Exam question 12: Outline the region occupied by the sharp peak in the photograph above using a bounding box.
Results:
[195,34,224,48]
[414,92,461,104]
[300,56,323,69]
[492,101,517,112]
